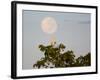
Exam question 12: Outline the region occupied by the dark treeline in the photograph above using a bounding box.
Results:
[33,43,91,69]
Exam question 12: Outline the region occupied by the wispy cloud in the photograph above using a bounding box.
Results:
[64,19,90,24]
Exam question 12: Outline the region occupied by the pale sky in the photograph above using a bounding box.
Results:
[22,10,91,69]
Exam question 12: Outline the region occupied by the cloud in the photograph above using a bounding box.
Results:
[64,19,90,24]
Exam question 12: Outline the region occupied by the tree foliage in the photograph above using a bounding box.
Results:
[33,43,91,68]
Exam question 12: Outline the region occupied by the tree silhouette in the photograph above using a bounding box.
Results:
[33,43,91,68]
[73,52,91,67]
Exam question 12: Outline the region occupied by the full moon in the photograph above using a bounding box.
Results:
[41,17,57,34]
